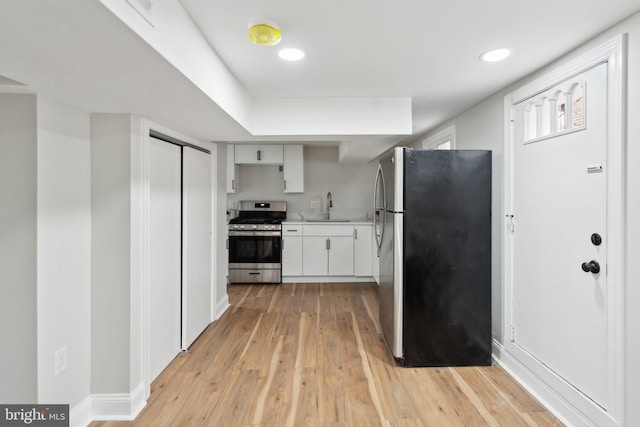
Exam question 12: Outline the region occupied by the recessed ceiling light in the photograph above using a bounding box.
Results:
[278,48,305,61]
[480,48,511,63]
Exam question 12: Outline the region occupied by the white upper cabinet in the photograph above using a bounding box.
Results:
[283,145,304,193]
[235,144,283,164]
[226,143,239,193]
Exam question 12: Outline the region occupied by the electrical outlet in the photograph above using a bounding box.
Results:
[310,200,317,208]
[227,200,234,209]
[54,346,67,376]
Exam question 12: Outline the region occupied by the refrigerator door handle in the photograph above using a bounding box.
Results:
[373,163,387,256]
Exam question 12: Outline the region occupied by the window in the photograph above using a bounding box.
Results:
[555,91,567,132]
[422,125,455,150]
[522,81,586,142]
[571,84,585,128]
[540,98,551,136]
[526,103,537,140]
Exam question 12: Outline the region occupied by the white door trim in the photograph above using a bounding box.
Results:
[502,34,626,426]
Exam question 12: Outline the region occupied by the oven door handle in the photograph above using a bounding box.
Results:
[228,230,282,237]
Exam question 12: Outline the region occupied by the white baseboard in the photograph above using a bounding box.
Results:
[70,396,92,427]
[214,294,230,321]
[282,276,375,283]
[91,382,146,421]
[492,340,619,427]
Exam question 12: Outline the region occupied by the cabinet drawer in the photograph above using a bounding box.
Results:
[303,225,353,236]
[282,225,302,236]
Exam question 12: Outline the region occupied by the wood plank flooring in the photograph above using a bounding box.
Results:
[92,282,563,427]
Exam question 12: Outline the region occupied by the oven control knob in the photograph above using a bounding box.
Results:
[240,225,245,229]
[252,225,258,229]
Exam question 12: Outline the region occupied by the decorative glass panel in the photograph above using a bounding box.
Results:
[571,84,585,128]
[522,81,586,142]
[540,98,551,136]
[526,103,537,140]
[556,92,567,132]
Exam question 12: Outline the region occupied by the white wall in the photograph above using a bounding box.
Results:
[36,97,92,408]
[0,94,38,403]
[411,10,640,425]
[216,143,229,313]
[97,0,252,130]
[90,114,133,393]
[229,146,378,219]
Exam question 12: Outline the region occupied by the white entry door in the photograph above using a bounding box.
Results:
[510,63,608,408]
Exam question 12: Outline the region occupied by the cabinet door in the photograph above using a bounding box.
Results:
[283,145,304,193]
[258,145,284,164]
[234,144,259,163]
[303,236,328,276]
[328,236,354,276]
[354,225,373,276]
[235,144,283,164]
[282,236,303,276]
[226,144,239,193]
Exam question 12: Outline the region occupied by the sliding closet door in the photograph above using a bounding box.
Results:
[182,146,212,349]
[149,137,182,379]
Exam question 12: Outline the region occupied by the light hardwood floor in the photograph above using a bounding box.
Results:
[92,282,562,427]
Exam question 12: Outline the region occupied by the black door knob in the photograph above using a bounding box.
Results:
[581,260,600,274]
[591,233,602,246]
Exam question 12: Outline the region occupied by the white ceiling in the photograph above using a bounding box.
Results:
[1,0,639,162]
[181,0,640,134]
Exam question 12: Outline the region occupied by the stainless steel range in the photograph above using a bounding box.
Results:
[228,201,286,284]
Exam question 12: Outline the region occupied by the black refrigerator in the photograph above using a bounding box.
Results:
[373,147,492,367]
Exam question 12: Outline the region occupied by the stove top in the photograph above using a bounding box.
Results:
[229,217,283,225]
[228,200,287,231]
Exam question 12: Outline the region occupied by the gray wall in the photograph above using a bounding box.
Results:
[216,143,228,310]
[36,97,92,407]
[229,146,378,220]
[411,10,640,425]
[0,94,38,403]
[90,114,132,393]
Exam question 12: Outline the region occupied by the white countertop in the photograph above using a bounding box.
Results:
[283,220,373,226]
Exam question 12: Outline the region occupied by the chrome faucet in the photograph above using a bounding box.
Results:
[326,192,333,220]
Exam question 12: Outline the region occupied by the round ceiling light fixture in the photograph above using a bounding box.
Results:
[278,48,305,61]
[479,48,511,62]
[249,23,282,46]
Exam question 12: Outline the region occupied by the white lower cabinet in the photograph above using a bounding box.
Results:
[327,236,354,276]
[302,236,354,276]
[354,225,373,277]
[302,236,330,276]
[301,225,354,276]
[282,223,372,279]
[282,225,303,276]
